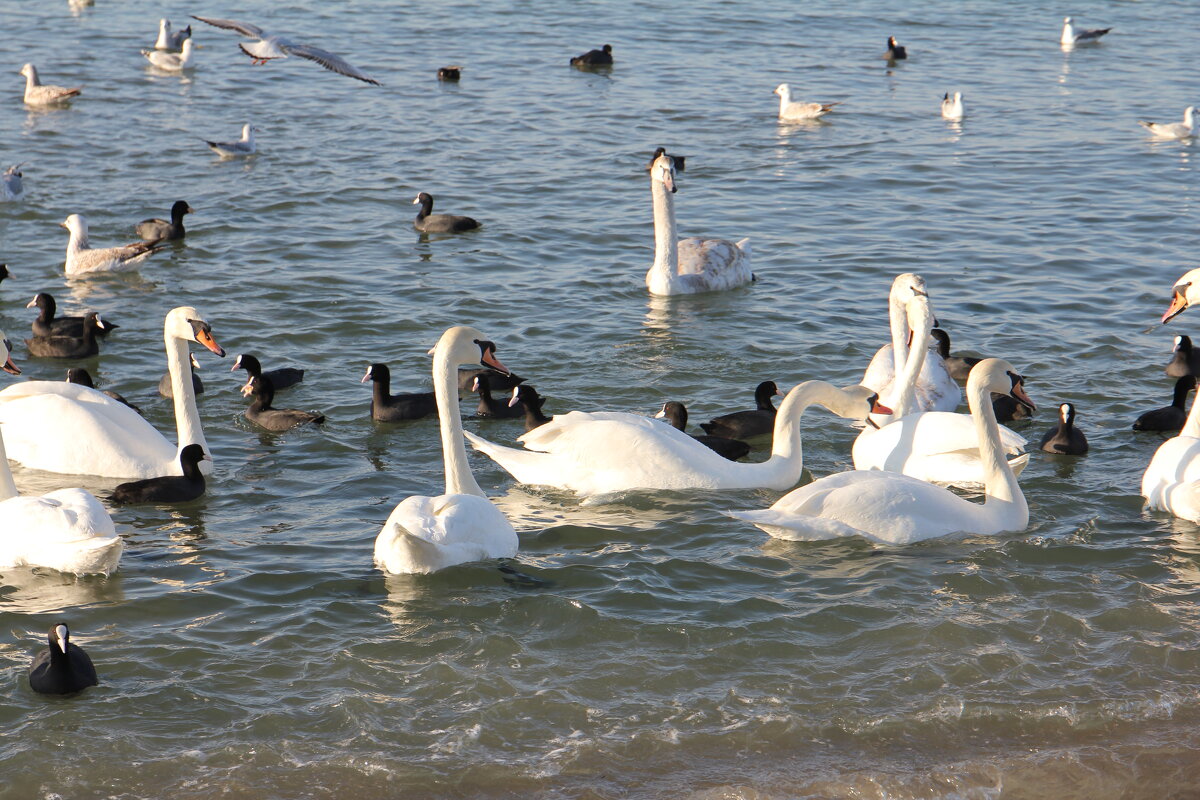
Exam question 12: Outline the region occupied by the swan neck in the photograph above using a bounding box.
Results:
[767,381,839,465]
[967,377,1024,514]
[888,294,908,373]
[1181,390,1200,437]
[0,424,17,501]
[166,331,207,461]
[648,176,679,291]
[434,348,483,497]
[890,320,930,418]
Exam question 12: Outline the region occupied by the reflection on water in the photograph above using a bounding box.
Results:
[0,568,123,614]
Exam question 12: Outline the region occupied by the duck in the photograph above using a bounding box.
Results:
[0,306,224,479]
[774,84,841,121]
[941,91,964,121]
[232,353,304,391]
[110,443,208,504]
[437,65,461,81]
[1138,107,1196,141]
[853,287,1028,488]
[242,374,324,432]
[472,372,524,419]
[1166,334,1200,378]
[362,362,437,422]
[570,44,613,67]
[645,147,685,172]
[928,328,980,384]
[656,401,750,461]
[884,36,907,60]
[645,151,753,296]
[1040,402,1088,455]
[412,192,480,233]
[159,352,203,398]
[1162,269,1200,325]
[463,382,889,497]
[699,381,783,439]
[374,326,519,574]
[155,18,192,50]
[1132,376,1196,432]
[141,38,196,71]
[2,163,24,201]
[510,385,551,432]
[61,214,163,276]
[27,292,117,338]
[1142,374,1200,521]
[0,339,121,577]
[727,359,1034,545]
[19,64,81,106]
[136,201,193,241]
[65,368,140,414]
[1061,17,1111,46]
[29,623,98,695]
[205,124,257,157]
[25,311,109,359]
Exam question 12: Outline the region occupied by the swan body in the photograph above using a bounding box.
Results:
[19,64,81,106]
[941,91,964,120]
[374,327,518,575]
[727,359,1034,545]
[463,382,887,497]
[1142,380,1200,521]
[142,39,195,71]
[645,152,752,296]
[774,84,840,121]
[61,214,163,275]
[0,307,224,479]
[1138,107,1196,140]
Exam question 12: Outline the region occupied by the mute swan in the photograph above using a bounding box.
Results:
[137,201,192,241]
[941,91,964,121]
[62,214,163,275]
[29,623,98,695]
[374,326,519,575]
[19,64,81,106]
[1040,403,1088,455]
[645,152,753,296]
[0,306,225,479]
[727,359,1035,545]
[774,84,841,121]
[853,287,1028,487]
[860,273,960,419]
[0,337,122,576]
[463,382,889,497]
[1142,372,1200,522]
[1162,269,1200,325]
[1138,107,1196,140]
[1060,17,1110,45]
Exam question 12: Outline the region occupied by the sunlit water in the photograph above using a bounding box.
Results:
[2,0,1200,797]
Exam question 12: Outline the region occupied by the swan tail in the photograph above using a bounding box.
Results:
[23,535,124,576]
[724,509,863,541]
[375,525,445,575]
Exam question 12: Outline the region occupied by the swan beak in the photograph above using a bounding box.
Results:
[361,366,372,383]
[906,329,914,348]
[507,387,521,408]
[663,171,676,193]
[871,400,893,415]
[1163,290,1190,324]
[2,354,20,375]
[1010,382,1036,412]
[195,329,225,357]
[481,350,510,376]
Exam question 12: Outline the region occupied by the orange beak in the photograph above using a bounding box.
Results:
[1011,382,1036,412]
[2,354,19,375]
[1163,292,1189,324]
[196,329,225,357]
[481,349,509,376]
[871,400,893,415]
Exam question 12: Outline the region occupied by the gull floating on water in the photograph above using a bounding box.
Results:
[155,18,192,51]
[61,214,164,276]
[142,39,196,72]
[190,16,380,85]
[1139,107,1196,140]
[941,91,964,120]
[2,164,24,202]
[1060,17,1111,45]
[203,124,258,157]
[19,64,81,106]
[774,84,841,121]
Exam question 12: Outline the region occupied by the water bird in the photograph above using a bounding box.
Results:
[28,292,117,339]
[1166,335,1200,378]
[464,384,887,497]
[137,201,193,241]
[241,374,324,431]
[699,381,783,439]
[0,307,224,478]
[191,16,381,84]
[992,392,1036,423]
[29,624,99,695]
[66,368,140,413]
[473,373,523,419]
[142,39,196,71]
[437,65,461,81]
[884,36,907,60]
[111,443,208,504]
[656,401,750,461]
[374,327,519,574]
[2,163,24,201]
[1142,377,1200,521]
[510,385,551,432]
[0,265,10,284]
[19,64,81,106]
[645,147,685,172]
[155,18,192,50]
[232,353,304,392]
[774,84,841,121]
[1060,17,1111,45]
[928,329,980,384]
[412,192,480,233]
[1163,269,1200,324]
[1138,107,1196,140]
[61,214,164,276]
[1132,376,1196,432]
[645,151,752,296]
[1040,402,1088,455]
[25,311,109,359]
[941,91,964,120]
[727,360,1034,545]
[570,44,612,67]
[160,353,203,398]
[458,366,523,393]
[362,363,437,422]
[204,124,257,157]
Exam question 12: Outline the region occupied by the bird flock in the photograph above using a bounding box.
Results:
[2,9,1197,695]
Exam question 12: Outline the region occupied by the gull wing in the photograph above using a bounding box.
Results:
[190,15,265,38]
[285,43,381,85]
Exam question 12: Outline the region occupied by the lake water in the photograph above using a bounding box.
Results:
[2,0,1200,797]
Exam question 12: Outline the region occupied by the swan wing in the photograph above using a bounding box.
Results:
[375,493,517,574]
[0,489,122,575]
[674,237,753,292]
[1142,435,1200,511]
[861,344,896,393]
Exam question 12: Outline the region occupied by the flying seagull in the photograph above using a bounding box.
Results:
[190,16,380,85]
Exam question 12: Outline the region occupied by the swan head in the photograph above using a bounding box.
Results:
[0,331,20,375]
[428,326,510,375]
[890,273,928,302]
[650,153,676,193]
[166,306,226,357]
[837,385,892,427]
[971,359,1036,413]
[60,213,87,236]
[1162,269,1200,324]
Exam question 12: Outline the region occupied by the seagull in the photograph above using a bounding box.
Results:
[142,39,196,72]
[2,163,24,202]
[19,64,81,106]
[61,214,164,276]
[1139,107,1196,140]
[155,18,192,51]
[190,16,380,85]
[203,123,258,157]
[774,84,841,121]
[1061,17,1111,45]
[941,91,964,121]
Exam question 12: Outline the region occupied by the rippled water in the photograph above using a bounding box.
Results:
[3,0,1200,797]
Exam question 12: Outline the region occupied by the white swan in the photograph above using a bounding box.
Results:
[1162,268,1200,325]
[726,359,1035,545]
[374,327,519,575]
[860,273,960,419]
[941,91,964,121]
[0,307,224,479]
[1139,107,1196,141]
[463,382,889,497]
[0,336,122,575]
[1142,375,1200,521]
[644,152,753,296]
[853,288,1028,487]
[61,214,163,276]
[774,83,841,121]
